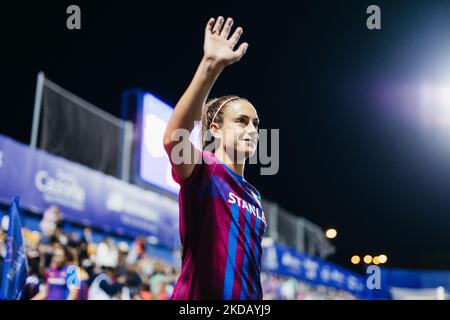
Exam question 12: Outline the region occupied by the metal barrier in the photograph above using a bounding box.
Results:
[262,198,335,259]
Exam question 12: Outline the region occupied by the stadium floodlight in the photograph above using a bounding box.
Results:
[351,255,361,265]
[378,254,388,264]
[419,84,450,129]
[363,255,373,264]
[325,228,337,239]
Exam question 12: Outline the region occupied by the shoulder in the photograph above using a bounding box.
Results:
[172,148,219,186]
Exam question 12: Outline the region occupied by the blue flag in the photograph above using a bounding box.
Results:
[0,197,28,300]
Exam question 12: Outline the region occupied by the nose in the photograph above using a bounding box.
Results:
[247,123,259,140]
[248,120,258,132]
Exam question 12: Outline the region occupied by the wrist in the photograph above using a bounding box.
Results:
[201,56,226,73]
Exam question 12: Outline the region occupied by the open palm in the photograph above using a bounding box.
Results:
[203,16,249,67]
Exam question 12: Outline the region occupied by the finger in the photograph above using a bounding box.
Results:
[212,16,224,34]
[235,42,249,61]
[205,17,215,33]
[220,17,234,38]
[229,26,243,49]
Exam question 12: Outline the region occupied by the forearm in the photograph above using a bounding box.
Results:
[164,57,224,143]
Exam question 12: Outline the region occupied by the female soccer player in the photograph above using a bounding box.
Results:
[164,16,267,300]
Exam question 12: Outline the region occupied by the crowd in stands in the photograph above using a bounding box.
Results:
[261,272,357,300]
[0,205,357,300]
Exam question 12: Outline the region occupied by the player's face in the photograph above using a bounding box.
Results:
[217,100,259,160]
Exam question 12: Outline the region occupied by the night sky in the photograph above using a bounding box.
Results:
[2,0,450,271]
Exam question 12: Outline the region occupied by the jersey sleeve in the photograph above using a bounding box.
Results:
[171,148,217,187]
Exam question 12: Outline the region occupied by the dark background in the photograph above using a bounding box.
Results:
[2,0,450,271]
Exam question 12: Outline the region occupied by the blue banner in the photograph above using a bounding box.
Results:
[0,197,28,300]
[368,268,450,299]
[0,135,179,249]
[262,243,367,297]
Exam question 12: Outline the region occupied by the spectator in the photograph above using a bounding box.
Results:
[126,237,146,265]
[32,245,79,300]
[149,260,167,297]
[66,245,90,300]
[82,228,94,244]
[123,263,143,298]
[117,241,130,269]
[21,256,40,300]
[39,206,62,240]
[95,237,118,268]
[138,283,153,300]
[88,267,125,300]
[154,281,168,300]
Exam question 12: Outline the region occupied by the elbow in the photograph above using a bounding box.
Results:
[164,125,189,154]
[163,130,180,157]
[163,131,175,153]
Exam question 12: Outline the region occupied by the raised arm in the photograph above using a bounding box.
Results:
[163,16,249,180]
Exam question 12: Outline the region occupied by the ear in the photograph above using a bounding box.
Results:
[209,122,221,138]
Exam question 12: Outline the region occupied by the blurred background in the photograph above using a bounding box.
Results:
[1,0,450,299]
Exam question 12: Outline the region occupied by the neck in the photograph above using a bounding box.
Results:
[214,148,246,176]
